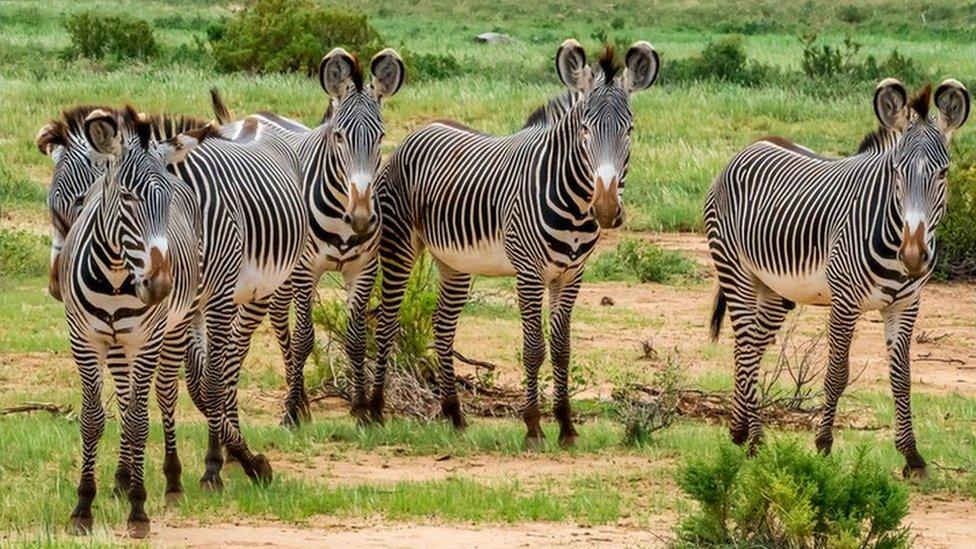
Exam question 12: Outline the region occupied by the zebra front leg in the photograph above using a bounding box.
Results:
[883,299,927,478]
[105,349,133,498]
[157,333,190,505]
[344,259,378,422]
[368,233,418,424]
[68,343,105,536]
[283,274,314,428]
[549,272,582,447]
[432,266,473,429]
[517,273,547,450]
[814,302,858,455]
[121,349,159,539]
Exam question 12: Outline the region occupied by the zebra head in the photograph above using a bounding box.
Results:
[318,47,405,237]
[875,79,971,279]
[555,39,659,229]
[83,108,208,306]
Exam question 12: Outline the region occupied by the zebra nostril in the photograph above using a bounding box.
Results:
[142,280,149,287]
[342,213,352,224]
[920,250,930,264]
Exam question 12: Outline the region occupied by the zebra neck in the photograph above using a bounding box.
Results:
[538,111,593,220]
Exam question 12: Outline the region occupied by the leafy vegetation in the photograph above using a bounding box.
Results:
[677,440,911,548]
[668,35,778,86]
[62,11,159,61]
[0,229,48,279]
[586,240,699,284]
[208,0,382,75]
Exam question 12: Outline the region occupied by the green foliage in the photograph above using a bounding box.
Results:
[667,35,778,86]
[935,161,976,279]
[209,0,382,75]
[676,440,911,548]
[800,33,925,86]
[0,229,48,278]
[404,51,464,81]
[587,239,698,284]
[62,11,159,61]
[0,164,46,206]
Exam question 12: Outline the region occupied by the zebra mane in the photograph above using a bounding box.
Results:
[523,91,579,129]
[596,44,621,83]
[45,105,210,149]
[910,84,932,120]
[856,127,898,154]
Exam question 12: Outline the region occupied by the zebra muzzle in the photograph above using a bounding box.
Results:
[591,176,623,229]
[898,223,930,279]
[345,183,375,237]
[138,247,173,306]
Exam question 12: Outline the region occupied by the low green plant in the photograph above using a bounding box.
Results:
[0,229,48,279]
[799,33,925,86]
[209,0,382,75]
[935,160,976,279]
[676,440,911,548]
[586,239,698,284]
[667,35,778,87]
[404,51,464,81]
[62,11,159,61]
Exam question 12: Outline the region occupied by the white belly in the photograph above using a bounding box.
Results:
[755,267,831,305]
[428,239,515,277]
[234,261,291,304]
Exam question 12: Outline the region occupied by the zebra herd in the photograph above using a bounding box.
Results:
[33,38,969,537]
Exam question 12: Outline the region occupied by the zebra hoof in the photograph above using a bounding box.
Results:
[814,435,833,455]
[164,490,184,507]
[903,453,928,480]
[251,454,273,486]
[68,515,93,536]
[199,473,223,492]
[558,433,578,449]
[524,435,546,452]
[279,411,301,430]
[127,519,150,539]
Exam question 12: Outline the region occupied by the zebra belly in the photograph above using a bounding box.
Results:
[234,261,293,305]
[427,240,516,277]
[753,268,832,306]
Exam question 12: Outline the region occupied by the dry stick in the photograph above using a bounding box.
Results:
[915,355,966,365]
[451,349,499,371]
[0,402,71,416]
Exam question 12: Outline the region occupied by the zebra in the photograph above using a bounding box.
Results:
[57,108,207,537]
[37,106,215,498]
[705,78,970,477]
[210,48,405,426]
[368,40,659,447]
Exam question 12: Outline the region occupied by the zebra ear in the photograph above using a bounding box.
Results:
[935,79,970,136]
[556,38,592,92]
[159,125,210,165]
[319,48,361,101]
[370,48,405,100]
[873,78,909,131]
[83,110,121,158]
[622,41,659,94]
[36,121,67,157]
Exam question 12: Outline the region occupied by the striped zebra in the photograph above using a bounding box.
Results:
[705,78,970,477]
[56,108,207,537]
[211,48,405,426]
[37,106,215,496]
[368,40,659,446]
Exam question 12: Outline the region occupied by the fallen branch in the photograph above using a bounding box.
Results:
[0,402,72,417]
[915,353,965,365]
[452,350,499,371]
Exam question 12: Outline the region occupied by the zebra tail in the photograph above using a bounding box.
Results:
[709,288,726,342]
[210,88,233,125]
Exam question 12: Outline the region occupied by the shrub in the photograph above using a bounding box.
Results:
[0,229,48,279]
[62,11,159,61]
[209,0,382,75]
[666,35,777,87]
[800,33,925,85]
[587,239,698,284]
[613,356,682,446]
[837,4,868,24]
[935,161,976,279]
[403,51,464,82]
[676,440,911,548]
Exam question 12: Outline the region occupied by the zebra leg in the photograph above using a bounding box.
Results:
[727,291,788,451]
[882,299,927,478]
[68,342,105,536]
[550,272,583,447]
[814,302,859,455]
[157,332,189,505]
[517,273,547,449]
[369,234,418,424]
[284,272,314,428]
[432,266,473,429]
[344,258,378,422]
[121,347,158,539]
[199,292,236,490]
[268,282,301,427]
[106,349,132,497]
[183,314,209,416]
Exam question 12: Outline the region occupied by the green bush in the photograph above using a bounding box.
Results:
[62,11,159,61]
[0,229,48,279]
[403,51,464,82]
[935,162,976,279]
[666,35,778,86]
[587,239,698,284]
[676,440,911,548]
[209,0,382,75]
[800,33,925,85]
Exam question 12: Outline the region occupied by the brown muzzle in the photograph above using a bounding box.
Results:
[138,246,173,306]
[345,183,375,237]
[591,176,623,229]
[898,223,930,279]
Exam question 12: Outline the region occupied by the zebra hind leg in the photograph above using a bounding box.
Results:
[157,333,189,505]
[813,301,858,456]
[516,274,547,450]
[432,266,473,429]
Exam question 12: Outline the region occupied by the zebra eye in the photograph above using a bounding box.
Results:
[937,168,948,180]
